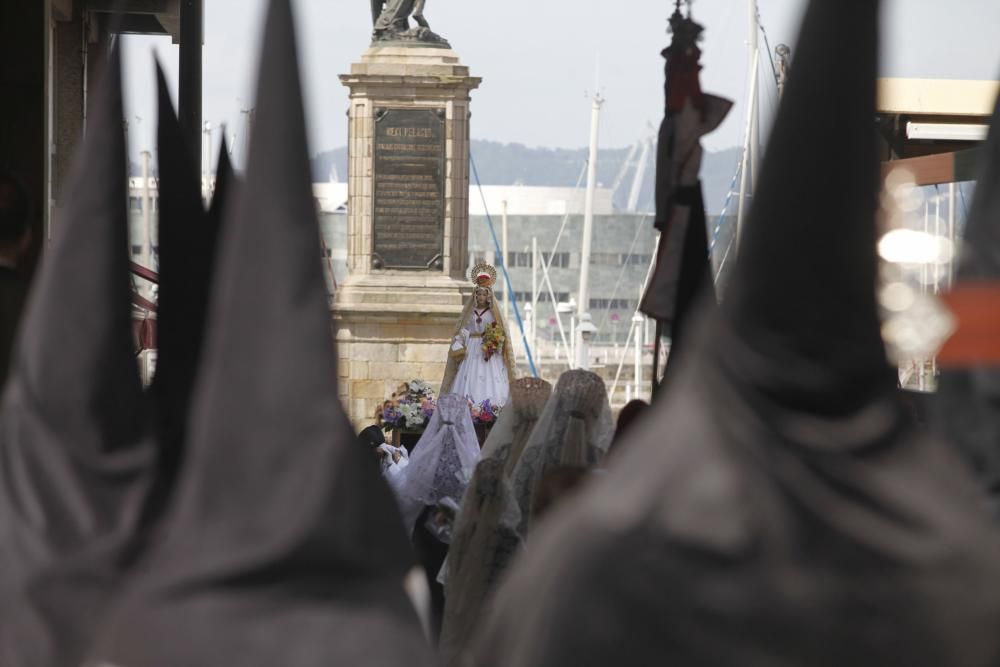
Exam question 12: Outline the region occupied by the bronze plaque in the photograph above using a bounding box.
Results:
[372,108,446,270]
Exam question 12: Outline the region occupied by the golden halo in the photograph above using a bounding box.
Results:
[470,262,497,288]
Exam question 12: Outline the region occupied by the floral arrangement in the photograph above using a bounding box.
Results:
[470,399,501,426]
[482,321,505,361]
[378,380,503,435]
[380,380,437,433]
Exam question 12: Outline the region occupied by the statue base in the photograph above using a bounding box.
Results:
[335,275,469,432]
[336,47,480,431]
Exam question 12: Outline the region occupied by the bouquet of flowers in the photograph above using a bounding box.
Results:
[482,322,505,361]
[381,380,437,434]
[470,399,501,426]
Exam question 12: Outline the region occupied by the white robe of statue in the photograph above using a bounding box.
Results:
[449,307,510,409]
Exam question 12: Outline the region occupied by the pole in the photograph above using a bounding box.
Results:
[577,94,604,369]
[502,200,510,322]
[141,150,152,269]
[934,193,941,293]
[202,121,211,202]
[735,50,760,251]
[748,0,761,189]
[179,0,204,176]
[633,313,643,401]
[736,0,761,249]
[948,182,956,289]
[922,200,929,294]
[531,236,538,363]
[570,315,576,370]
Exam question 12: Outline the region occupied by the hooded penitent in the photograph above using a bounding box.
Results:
[131,64,227,548]
[88,1,433,664]
[439,377,552,667]
[933,91,1000,516]
[473,1,1000,665]
[0,47,154,667]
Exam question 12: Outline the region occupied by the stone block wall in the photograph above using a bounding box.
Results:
[335,308,461,431]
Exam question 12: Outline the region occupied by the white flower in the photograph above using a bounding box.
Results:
[400,402,425,428]
[408,379,434,399]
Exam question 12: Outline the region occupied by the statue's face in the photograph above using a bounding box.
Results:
[476,289,490,308]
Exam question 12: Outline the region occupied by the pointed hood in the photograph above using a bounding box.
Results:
[208,135,236,224]
[934,91,1000,513]
[0,45,153,666]
[134,63,224,540]
[473,2,1000,665]
[721,0,892,427]
[90,1,433,664]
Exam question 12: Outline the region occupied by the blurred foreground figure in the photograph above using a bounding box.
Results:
[0,47,155,667]
[87,0,433,664]
[473,1,1000,665]
[0,43,237,667]
[0,167,31,388]
[933,89,1000,518]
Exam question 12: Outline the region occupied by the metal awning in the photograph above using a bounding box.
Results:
[83,0,181,40]
[877,78,999,161]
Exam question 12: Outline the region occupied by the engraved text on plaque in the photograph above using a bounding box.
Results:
[372,108,446,269]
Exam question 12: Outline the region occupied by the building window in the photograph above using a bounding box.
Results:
[590,298,632,310]
[505,252,570,269]
[541,252,570,268]
[620,254,652,266]
[591,252,618,265]
[510,291,570,304]
[131,245,143,256]
[589,253,652,266]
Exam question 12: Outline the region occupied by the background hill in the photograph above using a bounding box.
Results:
[311,140,742,215]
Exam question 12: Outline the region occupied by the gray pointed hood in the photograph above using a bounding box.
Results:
[472,2,1000,664]
[209,135,236,223]
[90,1,433,664]
[134,63,225,540]
[719,0,893,431]
[0,45,153,666]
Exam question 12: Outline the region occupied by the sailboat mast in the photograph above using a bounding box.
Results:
[735,0,761,251]
[577,92,603,369]
[749,0,761,191]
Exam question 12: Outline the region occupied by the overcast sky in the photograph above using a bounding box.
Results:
[122,0,1000,166]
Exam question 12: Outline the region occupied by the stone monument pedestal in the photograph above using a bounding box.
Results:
[336,46,481,430]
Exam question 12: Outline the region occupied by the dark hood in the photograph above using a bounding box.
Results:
[0,45,153,666]
[135,63,225,542]
[89,1,432,664]
[473,2,1000,665]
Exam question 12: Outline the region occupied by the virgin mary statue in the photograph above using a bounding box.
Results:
[440,264,515,409]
